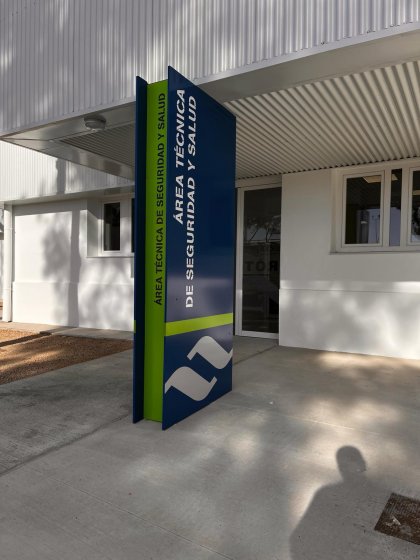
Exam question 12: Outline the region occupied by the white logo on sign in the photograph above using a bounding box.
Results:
[164,336,233,401]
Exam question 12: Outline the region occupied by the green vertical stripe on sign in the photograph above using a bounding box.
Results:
[143,80,168,422]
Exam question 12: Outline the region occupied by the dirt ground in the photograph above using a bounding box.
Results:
[0,329,46,345]
[0,329,133,385]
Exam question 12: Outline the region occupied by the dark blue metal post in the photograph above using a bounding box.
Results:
[133,76,148,423]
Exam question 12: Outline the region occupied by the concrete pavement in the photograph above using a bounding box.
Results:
[0,350,132,473]
[1,337,420,559]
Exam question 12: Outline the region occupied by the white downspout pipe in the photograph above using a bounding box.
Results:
[2,204,13,322]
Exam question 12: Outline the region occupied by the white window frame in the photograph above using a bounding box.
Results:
[99,195,134,257]
[333,158,420,253]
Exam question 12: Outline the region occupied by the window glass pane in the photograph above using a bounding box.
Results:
[389,169,402,246]
[345,175,381,244]
[242,188,281,334]
[411,170,420,243]
[131,198,135,253]
[104,202,120,251]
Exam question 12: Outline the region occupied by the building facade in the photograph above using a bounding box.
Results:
[1,0,420,358]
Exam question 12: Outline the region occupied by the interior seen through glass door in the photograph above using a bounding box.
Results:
[242,188,281,333]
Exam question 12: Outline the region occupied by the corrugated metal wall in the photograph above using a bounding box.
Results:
[0,0,419,133]
[0,0,75,133]
[0,142,130,201]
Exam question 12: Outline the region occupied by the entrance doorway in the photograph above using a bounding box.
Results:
[236,185,281,338]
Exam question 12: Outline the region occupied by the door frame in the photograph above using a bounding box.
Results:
[235,183,281,339]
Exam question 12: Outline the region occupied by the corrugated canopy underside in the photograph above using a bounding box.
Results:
[3,60,420,181]
[61,124,135,169]
[229,60,420,179]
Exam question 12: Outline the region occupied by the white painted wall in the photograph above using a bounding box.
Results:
[13,199,133,330]
[0,207,3,297]
[0,233,3,298]
[280,168,420,359]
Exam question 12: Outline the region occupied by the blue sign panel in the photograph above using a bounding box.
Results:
[163,324,233,428]
[163,68,236,429]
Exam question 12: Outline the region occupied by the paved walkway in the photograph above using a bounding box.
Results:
[1,337,420,559]
[0,350,133,473]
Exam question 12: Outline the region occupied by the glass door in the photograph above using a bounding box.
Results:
[236,185,281,338]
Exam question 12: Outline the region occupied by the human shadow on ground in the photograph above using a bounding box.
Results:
[290,447,393,560]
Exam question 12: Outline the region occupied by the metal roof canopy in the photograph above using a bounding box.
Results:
[229,58,420,178]
[2,27,420,181]
[3,104,135,180]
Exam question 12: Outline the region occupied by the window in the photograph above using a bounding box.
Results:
[410,170,420,243]
[389,169,402,246]
[99,197,134,256]
[336,162,420,252]
[344,174,382,245]
[103,202,121,251]
[131,197,135,253]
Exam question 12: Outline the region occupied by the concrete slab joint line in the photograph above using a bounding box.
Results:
[233,341,278,366]
[0,411,131,479]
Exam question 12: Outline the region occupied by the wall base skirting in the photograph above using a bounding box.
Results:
[13,281,134,331]
[279,288,420,360]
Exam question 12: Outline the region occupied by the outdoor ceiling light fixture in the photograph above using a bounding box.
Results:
[84,114,106,130]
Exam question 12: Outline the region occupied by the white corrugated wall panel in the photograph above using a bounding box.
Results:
[0,0,74,132]
[228,59,420,179]
[1,0,419,133]
[143,0,420,82]
[0,142,130,202]
[72,0,151,112]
